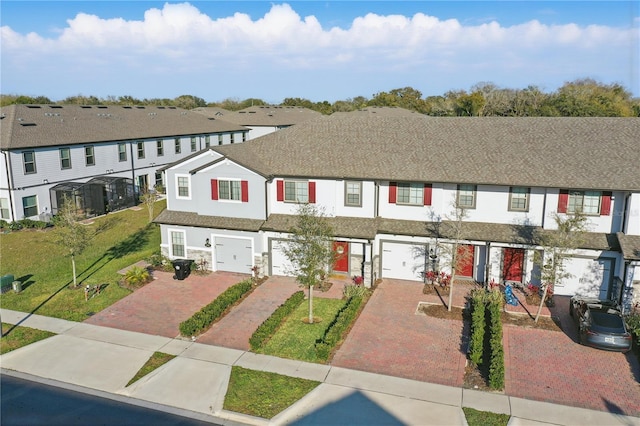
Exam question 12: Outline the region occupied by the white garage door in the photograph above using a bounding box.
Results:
[270,240,295,277]
[381,242,426,282]
[555,257,612,299]
[214,236,253,274]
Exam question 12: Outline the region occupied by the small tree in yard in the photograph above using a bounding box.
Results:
[52,194,91,288]
[140,188,158,223]
[533,210,589,322]
[281,204,336,324]
[438,197,473,312]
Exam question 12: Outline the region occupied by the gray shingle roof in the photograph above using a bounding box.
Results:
[0,104,247,150]
[193,105,322,126]
[331,106,423,118]
[617,232,640,260]
[157,210,616,251]
[212,116,640,191]
[154,209,264,232]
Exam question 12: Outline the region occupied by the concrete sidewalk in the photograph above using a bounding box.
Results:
[1,309,639,426]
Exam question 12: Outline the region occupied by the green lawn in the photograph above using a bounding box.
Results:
[1,323,56,354]
[463,407,510,426]
[224,366,319,419]
[0,200,165,321]
[126,352,176,387]
[256,298,346,363]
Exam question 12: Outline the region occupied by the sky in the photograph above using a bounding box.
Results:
[1,1,638,103]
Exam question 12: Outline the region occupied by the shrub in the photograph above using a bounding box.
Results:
[487,290,505,390]
[468,289,487,366]
[124,266,151,288]
[145,251,173,271]
[249,291,305,350]
[343,283,369,299]
[626,308,640,339]
[314,296,363,361]
[179,279,253,337]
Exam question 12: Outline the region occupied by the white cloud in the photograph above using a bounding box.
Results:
[1,2,637,100]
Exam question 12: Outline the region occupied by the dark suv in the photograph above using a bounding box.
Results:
[569,297,632,353]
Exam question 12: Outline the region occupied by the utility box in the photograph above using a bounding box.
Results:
[1,274,15,294]
[12,281,22,293]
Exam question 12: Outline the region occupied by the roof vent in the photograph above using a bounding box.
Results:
[81,105,92,109]
[123,106,132,109]
[136,106,146,109]
[97,105,107,109]
[20,122,37,126]
[26,105,41,109]
[49,105,63,109]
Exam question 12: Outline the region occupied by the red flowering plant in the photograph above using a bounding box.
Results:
[352,275,364,285]
[425,271,451,288]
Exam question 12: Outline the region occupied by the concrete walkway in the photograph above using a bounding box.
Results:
[2,309,638,426]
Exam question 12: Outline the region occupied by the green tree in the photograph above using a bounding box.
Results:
[281,204,336,323]
[173,94,206,110]
[52,195,91,288]
[533,211,590,321]
[546,78,635,116]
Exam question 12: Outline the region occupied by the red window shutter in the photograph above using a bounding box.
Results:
[276,180,284,201]
[211,179,218,200]
[423,184,432,206]
[241,180,249,202]
[600,192,612,216]
[389,182,397,204]
[557,189,568,213]
[308,182,316,204]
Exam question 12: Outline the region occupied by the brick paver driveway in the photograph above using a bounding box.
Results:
[84,270,247,338]
[504,295,640,416]
[331,279,469,387]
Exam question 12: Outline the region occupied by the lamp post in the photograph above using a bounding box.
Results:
[429,247,439,284]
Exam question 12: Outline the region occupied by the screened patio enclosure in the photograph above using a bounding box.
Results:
[50,176,135,217]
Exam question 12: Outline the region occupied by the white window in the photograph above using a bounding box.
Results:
[22,195,37,217]
[59,148,71,169]
[190,137,197,152]
[156,140,164,156]
[174,138,181,154]
[285,181,308,203]
[176,175,190,199]
[205,135,210,148]
[218,134,223,145]
[118,143,127,162]
[568,191,601,215]
[230,134,235,144]
[170,230,185,258]
[137,141,145,159]
[397,183,423,205]
[218,180,241,201]
[509,187,529,212]
[345,181,362,207]
[0,198,10,219]
[457,184,476,209]
[23,151,36,174]
[85,146,95,166]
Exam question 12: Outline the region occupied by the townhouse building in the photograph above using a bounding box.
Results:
[0,104,248,221]
[155,115,640,306]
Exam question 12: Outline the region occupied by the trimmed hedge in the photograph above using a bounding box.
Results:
[468,289,487,366]
[487,290,505,390]
[315,296,363,361]
[179,279,253,337]
[249,291,305,350]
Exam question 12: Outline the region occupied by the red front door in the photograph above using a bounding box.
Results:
[333,241,349,273]
[455,244,474,277]
[503,248,524,282]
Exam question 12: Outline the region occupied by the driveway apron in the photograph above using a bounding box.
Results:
[504,295,640,416]
[331,279,468,387]
[84,271,246,338]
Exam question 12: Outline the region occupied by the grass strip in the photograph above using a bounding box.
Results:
[126,351,176,386]
[1,323,55,354]
[224,366,319,419]
[463,407,510,426]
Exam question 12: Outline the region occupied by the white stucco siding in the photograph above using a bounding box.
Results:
[190,159,266,220]
[626,193,640,235]
[544,189,626,233]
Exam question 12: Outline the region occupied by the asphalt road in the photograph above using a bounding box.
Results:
[1,373,221,426]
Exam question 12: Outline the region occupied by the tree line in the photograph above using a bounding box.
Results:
[2,78,638,117]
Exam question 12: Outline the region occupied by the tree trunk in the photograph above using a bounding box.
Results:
[447,272,455,311]
[308,284,314,323]
[534,284,549,322]
[72,255,77,288]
